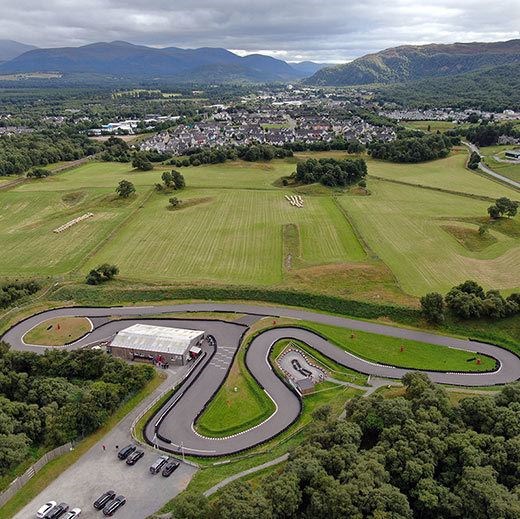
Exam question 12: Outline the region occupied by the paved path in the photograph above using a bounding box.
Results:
[203,454,289,497]
[463,141,520,190]
[3,303,519,459]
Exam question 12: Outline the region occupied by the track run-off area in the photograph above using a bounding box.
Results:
[3,303,520,457]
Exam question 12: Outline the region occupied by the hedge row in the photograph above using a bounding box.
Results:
[52,284,421,325]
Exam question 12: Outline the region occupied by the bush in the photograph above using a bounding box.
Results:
[86,264,119,285]
[0,281,40,308]
[26,167,50,178]
[420,292,445,324]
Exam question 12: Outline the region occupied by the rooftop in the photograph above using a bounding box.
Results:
[110,324,204,355]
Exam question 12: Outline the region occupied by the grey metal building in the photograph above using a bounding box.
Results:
[108,324,205,366]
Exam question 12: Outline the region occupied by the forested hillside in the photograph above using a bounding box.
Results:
[376,63,520,111]
[306,39,520,86]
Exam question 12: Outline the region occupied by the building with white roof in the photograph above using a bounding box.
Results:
[108,324,205,366]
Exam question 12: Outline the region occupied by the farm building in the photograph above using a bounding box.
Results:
[108,324,205,366]
[505,150,520,160]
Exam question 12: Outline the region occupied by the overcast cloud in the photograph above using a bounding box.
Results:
[1,0,519,62]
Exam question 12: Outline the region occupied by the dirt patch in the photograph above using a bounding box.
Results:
[62,191,86,206]
[441,224,497,251]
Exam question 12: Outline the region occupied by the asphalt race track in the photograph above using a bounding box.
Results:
[3,303,520,457]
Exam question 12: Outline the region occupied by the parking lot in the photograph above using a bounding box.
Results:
[14,367,198,519]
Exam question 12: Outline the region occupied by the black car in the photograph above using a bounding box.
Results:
[162,459,180,477]
[117,444,136,460]
[94,490,116,510]
[103,495,126,516]
[126,449,144,466]
[44,502,69,519]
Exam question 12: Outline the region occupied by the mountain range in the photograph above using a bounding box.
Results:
[0,41,328,82]
[0,39,37,63]
[305,39,520,85]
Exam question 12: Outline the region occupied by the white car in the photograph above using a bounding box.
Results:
[36,501,56,518]
[62,508,81,519]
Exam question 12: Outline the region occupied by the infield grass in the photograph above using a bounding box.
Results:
[23,316,92,346]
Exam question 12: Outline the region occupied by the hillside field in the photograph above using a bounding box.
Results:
[0,151,518,299]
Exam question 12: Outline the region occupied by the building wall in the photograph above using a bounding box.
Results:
[109,345,188,366]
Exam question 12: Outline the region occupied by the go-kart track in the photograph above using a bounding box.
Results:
[3,303,520,457]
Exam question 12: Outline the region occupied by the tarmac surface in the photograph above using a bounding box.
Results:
[3,302,520,459]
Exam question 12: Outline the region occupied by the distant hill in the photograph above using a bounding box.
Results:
[289,61,330,75]
[0,40,37,63]
[305,39,520,86]
[0,41,306,82]
[376,62,520,112]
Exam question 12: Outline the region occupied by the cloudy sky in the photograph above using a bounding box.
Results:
[1,0,520,62]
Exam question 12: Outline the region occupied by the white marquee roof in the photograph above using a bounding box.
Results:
[110,323,204,356]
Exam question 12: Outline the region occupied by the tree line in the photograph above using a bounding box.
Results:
[421,280,520,323]
[368,132,458,163]
[0,344,154,476]
[173,373,520,519]
[0,281,40,309]
[294,157,367,187]
[0,131,99,176]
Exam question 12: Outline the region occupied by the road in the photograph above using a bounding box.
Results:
[3,303,519,460]
[463,141,520,190]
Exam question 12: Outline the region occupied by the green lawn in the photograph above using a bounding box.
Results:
[341,179,520,295]
[299,320,497,372]
[23,316,91,346]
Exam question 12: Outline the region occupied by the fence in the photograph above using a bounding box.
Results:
[0,442,73,508]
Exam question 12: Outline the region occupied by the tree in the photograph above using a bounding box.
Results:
[132,154,153,171]
[169,197,181,208]
[468,151,481,170]
[172,170,186,190]
[420,293,445,324]
[27,167,50,178]
[116,179,135,198]
[86,264,119,285]
[488,197,518,219]
[161,171,173,188]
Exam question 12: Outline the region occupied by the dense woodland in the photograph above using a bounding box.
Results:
[0,281,40,309]
[368,133,457,163]
[376,63,520,112]
[0,131,98,176]
[173,374,520,519]
[0,344,154,476]
[294,157,367,187]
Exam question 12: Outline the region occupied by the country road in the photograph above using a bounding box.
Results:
[463,141,520,189]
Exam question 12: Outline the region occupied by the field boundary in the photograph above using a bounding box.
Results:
[368,175,501,202]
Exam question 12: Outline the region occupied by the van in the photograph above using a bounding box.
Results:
[149,455,169,474]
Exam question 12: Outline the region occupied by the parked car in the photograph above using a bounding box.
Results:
[44,502,69,519]
[102,495,126,516]
[126,449,144,466]
[162,459,180,477]
[37,501,56,518]
[93,490,116,510]
[62,509,81,519]
[150,455,169,474]
[117,444,136,460]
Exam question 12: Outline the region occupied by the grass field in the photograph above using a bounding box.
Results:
[341,179,520,295]
[367,148,517,198]
[23,316,92,346]
[0,151,518,298]
[402,120,464,132]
